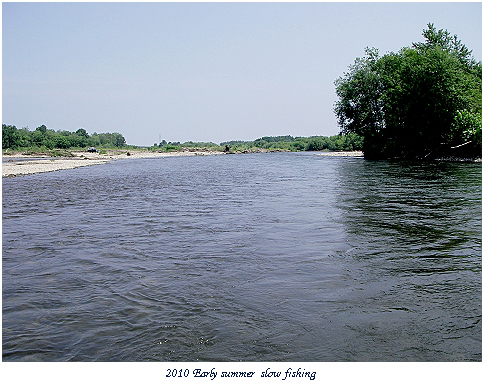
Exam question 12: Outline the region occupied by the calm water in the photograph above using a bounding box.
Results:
[2,153,481,361]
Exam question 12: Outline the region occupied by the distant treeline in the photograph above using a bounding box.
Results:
[223,133,363,152]
[3,123,363,153]
[151,133,363,152]
[2,124,127,150]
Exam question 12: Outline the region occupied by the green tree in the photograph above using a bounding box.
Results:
[36,124,47,134]
[31,130,45,146]
[75,128,89,138]
[2,124,19,149]
[112,132,126,147]
[87,132,126,148]
[16,128,33,147]
[2,123,127,150]
[334,23,482,159]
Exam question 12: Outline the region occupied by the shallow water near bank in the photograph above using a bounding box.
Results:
[2,152,481,361]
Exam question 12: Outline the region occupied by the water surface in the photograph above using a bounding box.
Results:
[2,153,481,361]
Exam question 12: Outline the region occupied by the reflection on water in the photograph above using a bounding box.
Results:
[2,154,481,361]
[336,160,481,361]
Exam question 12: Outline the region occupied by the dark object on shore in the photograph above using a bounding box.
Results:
[126,152,131,156]
[88,147,97,153]
[224,145,230,153]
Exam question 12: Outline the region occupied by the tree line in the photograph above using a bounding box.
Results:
[221,133,363,152]
[334,23,482,159]
[2,124,126,150]
[150,133,363,153]
[3,123,363,153]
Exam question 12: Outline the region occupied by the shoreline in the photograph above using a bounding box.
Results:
[317,151,364,157]
[2,149,364,177]
[3,149,479,177]
[2,149,226,177]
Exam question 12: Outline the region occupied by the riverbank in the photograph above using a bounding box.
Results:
[4,149,477,177]
[317,151,364,157]
[3,148,368,177]
[2,149,226,177]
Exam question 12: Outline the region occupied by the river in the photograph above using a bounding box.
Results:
[2,152,481,361]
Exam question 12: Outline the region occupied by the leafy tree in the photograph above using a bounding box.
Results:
[31,130,45,146]
[112,132,126,147]
[36,124,47,134]
[2,124,127,150]
[221,134,363,152]
[334,23,482,159]
[16,128,33,147]
[292,140,306,151]
[413,23,478,68]
[2,125,19,149]
[88,132,126,148]
[76,128,89,138]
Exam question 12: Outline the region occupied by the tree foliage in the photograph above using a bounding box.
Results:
[2,124,127,150]
[149,134,363,153]
[334,23,482,159]
[220,133,363,152]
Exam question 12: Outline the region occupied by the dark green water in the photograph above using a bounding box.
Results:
[2,153,481,361]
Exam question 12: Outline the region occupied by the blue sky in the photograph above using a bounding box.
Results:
[2,2,482,146]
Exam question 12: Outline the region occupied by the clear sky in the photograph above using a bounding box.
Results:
[2,1,482,146]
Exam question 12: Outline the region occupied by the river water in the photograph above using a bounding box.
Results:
[2,152,481,361]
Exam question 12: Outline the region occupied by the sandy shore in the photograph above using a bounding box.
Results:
[4,149,478,177]
[317,151,364,157]
[2,149,226,177]
[3,149,367,177]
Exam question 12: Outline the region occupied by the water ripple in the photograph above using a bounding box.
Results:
[3,154,481,361]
